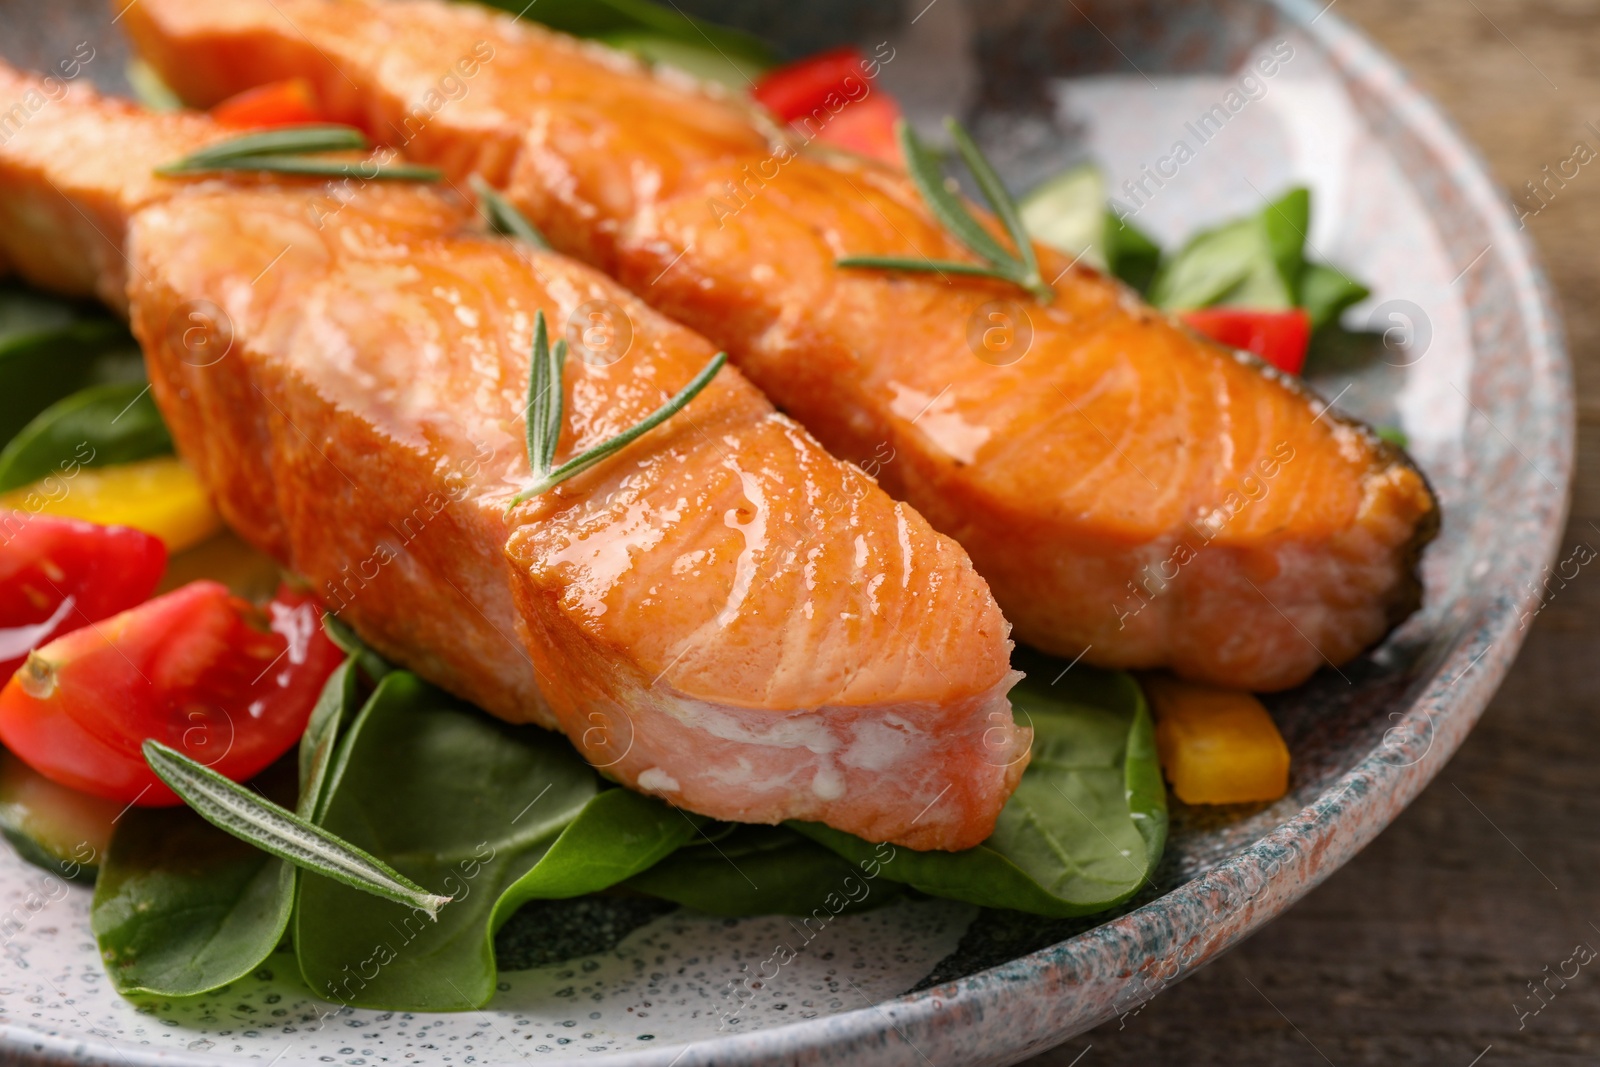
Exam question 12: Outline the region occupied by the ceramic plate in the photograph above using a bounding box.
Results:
[0,0,1571,1064]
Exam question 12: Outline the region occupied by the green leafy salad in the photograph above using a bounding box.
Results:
[90,632,1164,1010]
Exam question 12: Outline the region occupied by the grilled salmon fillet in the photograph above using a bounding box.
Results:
[0,66,1026,850]
[121,0,1440,691]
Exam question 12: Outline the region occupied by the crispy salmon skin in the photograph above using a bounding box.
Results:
[0,65,1026,850]
[122,0,1440,691]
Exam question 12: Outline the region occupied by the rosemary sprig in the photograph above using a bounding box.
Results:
[471,175,549,249]
[163,124,366,167]
[838,117,1054,302]
[156,123,442,182]
[165,155,443,180]
[142,739,452,919]
[947,120,1045,296]
[509,310,726,508]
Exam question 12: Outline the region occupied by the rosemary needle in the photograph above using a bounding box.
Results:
[476,198,725,507]
[837,117,1054,302]
[470,175,550,248]
[162,124,366,167]
[509,310,726,508]
[156,124,442,182]
[161,155,443,180]
[143,740,452,918]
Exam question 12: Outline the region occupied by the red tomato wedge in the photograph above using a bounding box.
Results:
[811,93,902,165]
[1181,307,1313,375]
[0,513,166,682]
[210,78,324,129]
[752,47,903,165]
[752,47,871,121]
[0,581,341,805]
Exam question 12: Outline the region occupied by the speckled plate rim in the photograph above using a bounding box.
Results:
[0,1,1572,1064]
[594,1,1574,1063]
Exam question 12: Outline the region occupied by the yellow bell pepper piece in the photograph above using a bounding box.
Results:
[1143,675,1290,805]
[0,456,223,553]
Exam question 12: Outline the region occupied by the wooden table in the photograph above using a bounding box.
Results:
[1027,2,1600,1063]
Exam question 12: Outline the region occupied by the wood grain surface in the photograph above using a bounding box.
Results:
[1027,2,1600,1064]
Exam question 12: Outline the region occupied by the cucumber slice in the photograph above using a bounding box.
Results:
[1020,164,1109,269]
[476,0,774,71]
[0,749,119,883]
[601,32,768,90]
[1148,187,1309,312]
[126,58,185,113]
[1148,216,1280,310]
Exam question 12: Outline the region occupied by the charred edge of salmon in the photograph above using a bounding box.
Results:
[1164,304,1444,647]
[1228,341,1438,635]
[1370,437,1441,633]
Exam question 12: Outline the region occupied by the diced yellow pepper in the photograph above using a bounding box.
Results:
[0,456,224,553]
[1143,675,1290,805]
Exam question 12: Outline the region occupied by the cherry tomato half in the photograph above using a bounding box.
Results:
[0,580,341,805]
[752,47,904,166]
[1181,307,1313,375]
[210,78,325,129]
[812,92,903,166]
[0,513,166,682]
[752,47,872,122]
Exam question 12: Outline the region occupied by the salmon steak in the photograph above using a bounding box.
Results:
[122,0,1439,691]
[0,65,1026,851]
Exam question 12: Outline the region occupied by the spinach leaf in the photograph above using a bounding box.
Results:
[489,787,702,912]
[0,285,145,448]
[92,758,297,997]
[92,804,292,997]
[298,658,363,822]
[1260,186,1311,292]
[795,666,1166,917]
[320,611,394,686]
[90,659,360,997]
[628,824,900,916]
[0,291,73,343]
[1105,213,1163,294]
[294,671,693,1011]
[0,382,172,494]
[0,322,143,447]
[1299,262,1371,331]
[1376,425,1409,448]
